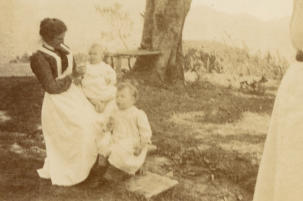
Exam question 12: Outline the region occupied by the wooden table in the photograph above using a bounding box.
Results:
[105,49,161,70]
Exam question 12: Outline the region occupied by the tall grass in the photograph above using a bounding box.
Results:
[183,40,289,80]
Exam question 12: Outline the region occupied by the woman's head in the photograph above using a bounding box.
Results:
[88,43,105,64]
[39,18,67,48]
[116,81,139,110]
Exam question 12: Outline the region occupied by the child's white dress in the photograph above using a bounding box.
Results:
[108,106,152,175]
[81,61,117,156]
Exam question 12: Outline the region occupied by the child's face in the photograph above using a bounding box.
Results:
[89,47,104,64]
[116,88,135,110]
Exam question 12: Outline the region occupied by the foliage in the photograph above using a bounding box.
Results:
[183,40,289,80]
[95,2,134,49]
[9,53,30,64]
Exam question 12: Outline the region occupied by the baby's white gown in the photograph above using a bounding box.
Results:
[81,62,117,156]
[82,61,117,104]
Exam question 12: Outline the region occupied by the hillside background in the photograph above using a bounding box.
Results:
[0,0,294,64]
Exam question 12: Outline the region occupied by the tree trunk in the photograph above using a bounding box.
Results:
[133,0,192,85]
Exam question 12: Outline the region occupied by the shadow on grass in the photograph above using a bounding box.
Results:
[137,80,275,128]
[0,76,275,201]
[0,76,275,133]
[205,133,266,145]
[154,130,259,195]
[136,80,274,197]
[0,76,43,134]
[0,133,152,201]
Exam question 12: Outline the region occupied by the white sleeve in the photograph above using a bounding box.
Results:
[137,110,152,144]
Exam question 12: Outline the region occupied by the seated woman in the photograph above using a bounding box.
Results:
[31,18,99,186]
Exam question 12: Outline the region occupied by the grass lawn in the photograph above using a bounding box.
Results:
[0,71,277,201]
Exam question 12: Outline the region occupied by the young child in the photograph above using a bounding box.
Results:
[106,81,152,175]
[81,43,117,115]
[79,43,117,158]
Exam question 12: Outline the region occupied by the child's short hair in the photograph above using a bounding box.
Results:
[89,43,106,54]
[117,80,139,102]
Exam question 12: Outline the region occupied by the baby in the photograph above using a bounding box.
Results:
[81,43,117,115]
[75,44,117,159]
[105,81,152,175]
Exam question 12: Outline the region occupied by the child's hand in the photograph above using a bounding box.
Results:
[106,116,115,131]
[73,76,83,86]
[96,101,106,113]
[134,144,143,156]
[76,64,86,75]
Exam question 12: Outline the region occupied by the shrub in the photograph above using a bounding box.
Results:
[183,40,289,80]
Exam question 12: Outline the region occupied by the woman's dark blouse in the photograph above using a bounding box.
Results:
[30,47,79,94]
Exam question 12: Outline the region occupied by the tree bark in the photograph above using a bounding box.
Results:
[133,0,192,85]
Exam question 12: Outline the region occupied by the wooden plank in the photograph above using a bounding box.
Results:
[108,49,161,57]
[124,171,178,199]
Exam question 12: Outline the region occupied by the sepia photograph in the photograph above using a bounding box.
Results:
[0,0,299,200]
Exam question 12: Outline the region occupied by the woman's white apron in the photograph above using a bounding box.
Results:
[37,45,99,186]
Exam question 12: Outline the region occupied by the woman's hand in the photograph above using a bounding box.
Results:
[72,75,83,86]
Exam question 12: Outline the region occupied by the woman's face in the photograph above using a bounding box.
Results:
[47,32,65,49]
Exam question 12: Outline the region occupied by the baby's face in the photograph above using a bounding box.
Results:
[89,47,104,64]
[116,88,135,110]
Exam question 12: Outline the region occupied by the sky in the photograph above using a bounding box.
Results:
[0,0,294,63]
[192,0,293,20]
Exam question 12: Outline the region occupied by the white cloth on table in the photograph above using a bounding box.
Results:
[107,106,152,175]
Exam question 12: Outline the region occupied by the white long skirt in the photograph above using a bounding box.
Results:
[253,62,303,201]
[37,83,99,186]
[290,0,303,50]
